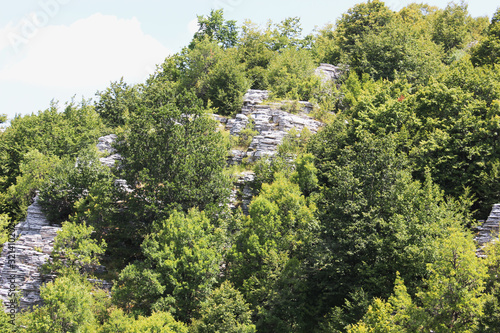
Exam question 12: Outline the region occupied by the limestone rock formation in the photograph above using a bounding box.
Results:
[228,171,255,215]
[315,63,342,83]
[97,134,122,168]
[97,134,132,194]
[0,134,122,313]
[0,196,61,310]
[475,204,500,258]
[225,89,323,164]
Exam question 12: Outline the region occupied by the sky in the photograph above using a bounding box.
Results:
[0,0,498,123]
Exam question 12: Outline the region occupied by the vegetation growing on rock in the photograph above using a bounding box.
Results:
[1,2,500,332]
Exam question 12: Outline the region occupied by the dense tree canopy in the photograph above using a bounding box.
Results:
[2,2,500,332]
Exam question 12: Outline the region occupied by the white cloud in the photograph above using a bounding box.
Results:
[187,18,199,35]
[0,13,170,88]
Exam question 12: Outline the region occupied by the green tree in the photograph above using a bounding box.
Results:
[268,17,306,51]
[408,71,500,218]
[38,149,114,223]
[0,149,59,223]
[472,8,500,66]
[190,9,238,49]
[95,78,139,127]
[112,209,224,322]
[117,90,230,229]
[228,174,319,331]
[308,124,474,325]
[265,48,320,100]
[477,237,500,331]
[191,281,256,333]
[46,220,106,274]
[416,228,486,332]
[312,23,341,65]
[100,308,188,333]
[349,229,486,332]
[350,17,444,82]
[0,214,9,245]
[16,272,102,332]
[176,39,250,116]
[347,274,418,333]
[197,47,250,116]
[431,1,480,59]
[237,20,275,89]
[290,153,318,197]
[334,0,394,60]
[332,61,500,219]
[0,101,105,195]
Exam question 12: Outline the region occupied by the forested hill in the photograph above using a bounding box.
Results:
[1,1,500,331]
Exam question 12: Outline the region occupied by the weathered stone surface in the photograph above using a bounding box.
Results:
[229,171,255,215]
[228,150,247,165]
[99,153,122,168]
[226,114,250,136]
[315,63,342,83]
[243,89,269,105]
[96,134,117,154]
[223,91,323,163]
[212,114,228,124]
[0,196,61,310]
[0,134,121,312]
[97,134,123,168]
[97,135,132,193]
[223,89,325,209]
[475,204,500,258]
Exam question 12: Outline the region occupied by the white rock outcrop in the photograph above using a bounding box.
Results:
[0,196,60,310]
[228,171,255,215]
[475,204,500,258]
[224,89,323,164]
[315,63,342,83]
[98,134,122,168]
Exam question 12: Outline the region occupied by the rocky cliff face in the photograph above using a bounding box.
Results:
[0,196,60,310]
[315,63,342,83]
[220,89,324,214]
[223,89,323,165]
[475,204,500,258]
[97,134,122,168]
[0,135,121,312]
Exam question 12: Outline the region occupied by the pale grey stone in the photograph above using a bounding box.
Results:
[229,171,255,215]
[0,196,60,310]
[315,63,342,83]
[96,134,118,154]
[475,204,500,258]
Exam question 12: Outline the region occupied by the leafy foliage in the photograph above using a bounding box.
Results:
[228,174,319,331]
[39,149,114,223]
[117,90,231,228]
[265,48,320,100]
[4,3,500,332]
[95,78,139,127]
[100,308,188,333]
[0,101,106,193]
[112,209,224,321]
[190,9,238,49]
[47,220,106,274]
[16,272,102,332]
[472,8,500,66]
[191,281,256,333]
[308,124,475,324]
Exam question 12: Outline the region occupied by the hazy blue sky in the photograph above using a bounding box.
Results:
[0,0,498,121]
